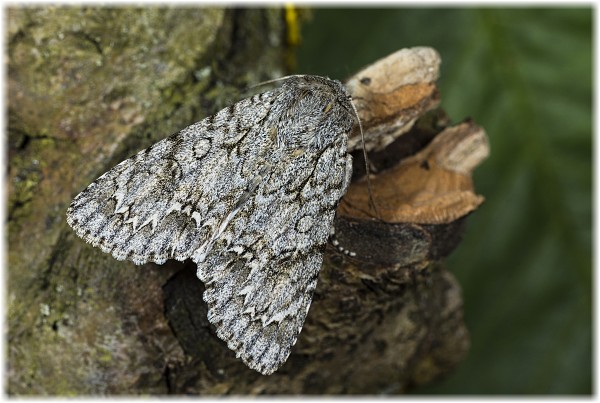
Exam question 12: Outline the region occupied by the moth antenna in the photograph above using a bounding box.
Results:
[348,97,380,220]
[246,74,307,91]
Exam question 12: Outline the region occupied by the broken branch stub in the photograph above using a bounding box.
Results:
[345,46,442,153]
[337,46,489,265]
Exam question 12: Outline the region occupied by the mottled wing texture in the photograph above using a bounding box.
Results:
[66,76,355,375]
[197,133,352,374]
[67,92,277,264]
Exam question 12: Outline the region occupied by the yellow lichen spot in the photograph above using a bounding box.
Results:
[98,347,113,363]
[285,4,301,47]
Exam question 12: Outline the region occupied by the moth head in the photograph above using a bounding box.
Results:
[274,75,358,152]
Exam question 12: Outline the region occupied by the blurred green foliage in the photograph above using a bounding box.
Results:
[297,8,592,395]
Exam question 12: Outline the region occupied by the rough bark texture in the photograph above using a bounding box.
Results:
[8,7,484,395]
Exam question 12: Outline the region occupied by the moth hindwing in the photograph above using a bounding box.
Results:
[66,75,356,375]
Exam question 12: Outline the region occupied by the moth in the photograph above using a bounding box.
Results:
[66,75,358,375]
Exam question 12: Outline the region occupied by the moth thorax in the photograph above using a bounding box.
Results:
[275,98,354,152]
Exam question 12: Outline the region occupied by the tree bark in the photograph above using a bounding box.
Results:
[8,7,484,395]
